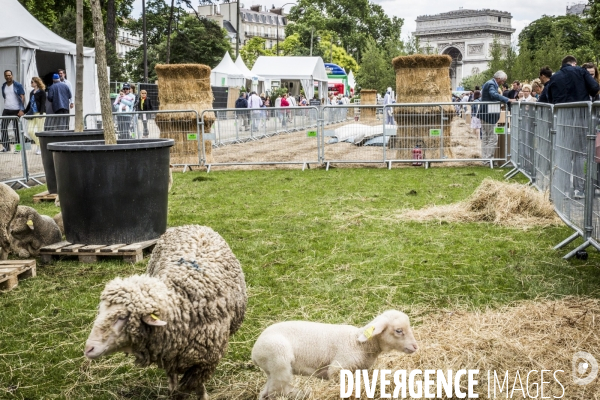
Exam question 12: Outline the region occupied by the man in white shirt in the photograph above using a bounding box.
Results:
[1,70,25,152]
[57,69,74,110]
[247,91,263,132]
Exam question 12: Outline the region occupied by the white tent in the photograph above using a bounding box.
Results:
[251,56,328,101]
[235,55,264,92]
[211,52,245,88]
[0,0,99,116]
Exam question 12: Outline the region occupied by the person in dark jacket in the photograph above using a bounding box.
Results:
[23,76,46,154]
[537,66,553,103]
[545,55,600,104]
[235,92,249,131]
[135,89,154,137]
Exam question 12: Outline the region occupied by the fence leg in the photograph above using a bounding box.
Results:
[554,231,581,250]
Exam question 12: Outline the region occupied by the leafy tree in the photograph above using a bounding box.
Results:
[52,6,95,47]
[285,0,403,63]
[318,38,359,73]
[240,37,274,69]
[355,38,391,94]
[125,0,184,46]
[519,14,595,55]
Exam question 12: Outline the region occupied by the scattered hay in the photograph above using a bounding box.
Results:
[400,178,561,228]
[155,63,215,164]
[207,297,600,399]
[305,297,600,399]
[449,117,480,159]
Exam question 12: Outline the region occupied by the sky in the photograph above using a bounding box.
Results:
[131,0,580,43]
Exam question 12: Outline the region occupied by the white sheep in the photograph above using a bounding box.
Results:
[9,205,62,258]
[251,310,418,399]
[84,225,247,399]
[0,183,20,260]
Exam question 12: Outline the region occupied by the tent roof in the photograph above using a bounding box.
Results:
[348,70,356,88]
[0,0,94,56]
[235,55,263,81]
[212,52,244,77]
[251,56,328,81]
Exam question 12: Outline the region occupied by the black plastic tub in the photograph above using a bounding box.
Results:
[48,138,174,245]
[37,130,105,193]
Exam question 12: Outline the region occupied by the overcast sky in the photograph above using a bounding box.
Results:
[131,0,578,42]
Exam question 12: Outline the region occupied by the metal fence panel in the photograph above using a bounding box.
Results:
[551,104,589,232]
[0,116,26,184]
[322,104,386,166]
[532,104,554,193]
[85,110,203,168]
[518,102,536,180]
[383,102,509,167]
[591,103,600,244]
[509,103,519,166]
[203,106,320,169]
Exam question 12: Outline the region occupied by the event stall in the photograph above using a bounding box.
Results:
[0,0,100,115]
[251,56,328,101]
[210,52,245,88]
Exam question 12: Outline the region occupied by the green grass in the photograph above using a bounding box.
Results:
[1,167,599,399]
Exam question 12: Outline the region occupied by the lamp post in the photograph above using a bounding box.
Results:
[276,2,296,56]
[142,0,147,83]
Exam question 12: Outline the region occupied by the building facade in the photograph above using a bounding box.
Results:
[116,27,141,58]
[197,1,287,50]
[414,9,514,89]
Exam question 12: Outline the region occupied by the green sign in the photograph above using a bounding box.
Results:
[429,129,441,136]
[187,133,198,141]
[307,130,317,137]
[15,144,22,151]
[494,127,506,134]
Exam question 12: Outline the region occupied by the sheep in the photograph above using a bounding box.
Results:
[251,310,418,399]
[84,225,247,399]
[9,205,62,258]
[0,183,20,260]
[53,212,64,236]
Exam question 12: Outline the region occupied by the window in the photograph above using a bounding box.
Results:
[261,15,266,23]
[497,17,501,22]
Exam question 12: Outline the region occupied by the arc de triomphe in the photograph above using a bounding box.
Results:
[413,9,515,89]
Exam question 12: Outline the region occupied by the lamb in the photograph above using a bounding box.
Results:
[0,183,20,260]
[84,225,247,399]
[251,310,418,399]
[9,205,62,258]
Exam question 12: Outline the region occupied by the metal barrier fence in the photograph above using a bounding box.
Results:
[85,110,203,170]
[202,106,320,171]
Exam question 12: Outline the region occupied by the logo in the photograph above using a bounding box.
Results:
[572,351,598,385]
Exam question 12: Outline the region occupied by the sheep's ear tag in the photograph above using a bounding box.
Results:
[363,325,375,340]
[143,313,167,326]
[150,313,159,320]
[27,219,34,230]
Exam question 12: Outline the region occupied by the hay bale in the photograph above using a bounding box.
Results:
[391,55,454,159]
[399,178,561,228]
[360,89,377,119]
[155,63,215,164]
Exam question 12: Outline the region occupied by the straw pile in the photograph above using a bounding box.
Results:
[400,178,561,228]
[155,64,215,164]
[449,117,480,159]
[391,55,454,159]
[207,297,599,399]
[360,89,377,118]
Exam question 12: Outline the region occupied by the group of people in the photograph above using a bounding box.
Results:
[1,69,73,153]
[236,91,315,131]
[112,83,154,138]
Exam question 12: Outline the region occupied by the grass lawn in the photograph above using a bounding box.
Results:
[1,166,599,399]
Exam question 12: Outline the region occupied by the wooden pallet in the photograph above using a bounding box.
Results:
[39,239,158,264]
[33,190,58,204]
[0,260,37,291]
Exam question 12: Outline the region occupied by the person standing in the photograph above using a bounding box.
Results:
[57,69,74,110]
[135,89,154,138]
[383,87,395,125]
[537,66,553,103]
[1,70,25,152]
[247,91,262,132]
[113,83,135,138]
[47,73,72,130]
[477,70,514,163]
[280,93,290,129]
[545,55,600,104]
[23,76,47,154]
[235,92,249,132]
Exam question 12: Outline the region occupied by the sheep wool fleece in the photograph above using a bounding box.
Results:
[102,225,247,377]
[0,183,19,259]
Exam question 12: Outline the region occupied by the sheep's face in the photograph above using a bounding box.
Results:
[9,209,35,238]
[358,310,418,354]
[84,303,133,359]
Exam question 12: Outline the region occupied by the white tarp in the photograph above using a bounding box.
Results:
[251,56,328,101]
[235,55,263,82]
[0,0,99,116]
[211,52,245,87]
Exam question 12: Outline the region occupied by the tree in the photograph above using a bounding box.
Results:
[318,38,359,73]
[355,38,391,94]
[52,6,95,47]
[75,0,84,131]
[285,0,403,63]
[240,37,274,69]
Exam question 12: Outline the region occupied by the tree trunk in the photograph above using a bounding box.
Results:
[75,0,84,131]
[165,0,175,64]
[90,0,117,144]
[106,0,116,50]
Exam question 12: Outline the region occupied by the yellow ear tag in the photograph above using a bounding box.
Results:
[364,325,375,340]
[150,313,160,320]
[26,220,34,227]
